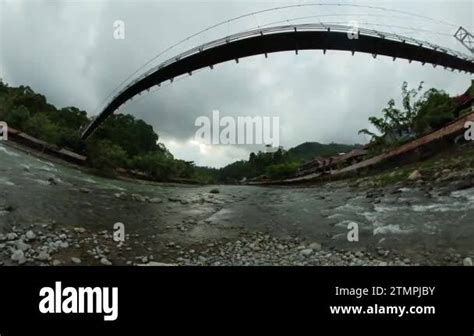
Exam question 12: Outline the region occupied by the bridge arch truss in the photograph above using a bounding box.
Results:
[82,23,474,139]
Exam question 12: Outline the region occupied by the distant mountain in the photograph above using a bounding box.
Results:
[287,142,361,163]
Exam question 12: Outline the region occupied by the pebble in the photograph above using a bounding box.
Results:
[100,257,112,266]
[71,257,81,264]
[15,240,31,252]
[308,242,322,251]
[132,194,147,202]
[300,248,313,257]
[6,232,17,240]
[408,170,422,180]
[11,250,26,265]
[25,230,36,241]
[114,192,127,200]
[37,251,50,261]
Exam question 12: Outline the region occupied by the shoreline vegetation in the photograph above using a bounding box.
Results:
[1,80,474,267]
[0,79,472,187]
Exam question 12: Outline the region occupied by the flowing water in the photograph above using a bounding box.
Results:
[1,142,473,261]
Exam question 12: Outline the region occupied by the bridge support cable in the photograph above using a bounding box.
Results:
[81,24,474,140]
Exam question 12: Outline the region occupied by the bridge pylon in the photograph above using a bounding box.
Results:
[454,27,474,54]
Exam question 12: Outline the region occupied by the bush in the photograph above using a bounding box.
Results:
[131,152,176,180]
[413,89,456,134]
[266,161,299,179]
[86,140,128,175]
[5,105,30,130]
[24,112,60,144]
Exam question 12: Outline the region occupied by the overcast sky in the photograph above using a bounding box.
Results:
[1,0,472,167]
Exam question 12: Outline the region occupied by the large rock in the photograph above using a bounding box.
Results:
[100,257,112,266]
[300,248,313,257]
[25,230,36,241]
[15,240,31,252]
[114,192,127,200]
[48,177,58,185]
[408,170,422,181]
[71,257,81,264]
[6,232,18,241]
[131,194,147,202]
[37,251,50,261]
[11,250,26,265]
[308,242,322,251]
[463,257,473,266]
[453,179,474,191]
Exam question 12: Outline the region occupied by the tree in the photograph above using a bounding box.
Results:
[24,113,60,144]
[86,140,128,175]
[5,105,31,130]
[266,161,299,179]
[359,81,424,148]
[412,89,456,134]
[90,114,159,157]
[131,151,175,180]
[49,107,89,130]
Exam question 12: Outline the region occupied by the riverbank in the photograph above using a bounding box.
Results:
[2,140,474,266]
[2,138,207,189]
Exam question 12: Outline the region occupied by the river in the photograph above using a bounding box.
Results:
[1,142,473,266]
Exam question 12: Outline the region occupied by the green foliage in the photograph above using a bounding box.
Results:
[90,114,159,157]
[0,80,216,183]
[412,89,456,134]
[86,140,128,175]
[265,161,299,179]
[358,82,421,146]
[217,143,360,182]
[130,151,175,180]
[49,107,89,130]
[193,166,218,184]
[4,105,30,130]
[360,82,458,152]
[287,142,360,163]
[24,113,61,144]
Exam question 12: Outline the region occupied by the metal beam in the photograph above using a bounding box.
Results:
[81,24,474,140]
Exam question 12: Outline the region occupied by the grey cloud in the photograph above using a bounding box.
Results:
[1,0,472,167]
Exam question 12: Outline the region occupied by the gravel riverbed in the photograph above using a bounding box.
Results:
[1,142,474,266]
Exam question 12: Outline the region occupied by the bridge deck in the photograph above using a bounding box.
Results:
[82,24,474,139]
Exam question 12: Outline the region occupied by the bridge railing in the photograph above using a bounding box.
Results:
[108,23,473,111]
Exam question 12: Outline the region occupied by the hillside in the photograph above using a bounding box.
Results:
[288,142,361,163]
[218,141,361,182]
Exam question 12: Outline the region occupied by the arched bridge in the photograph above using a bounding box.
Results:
[81,23,474,140]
